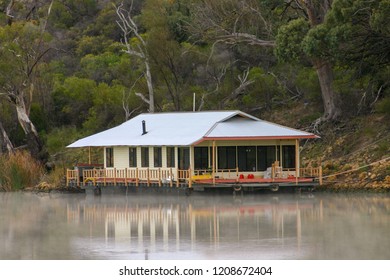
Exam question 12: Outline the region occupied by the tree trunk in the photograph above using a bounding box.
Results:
[303,0,341,121]
[116,3,155,113]
[144,57,155,113]
[0,121,14,154]
[313,59,342,121]
[14,94,47,162]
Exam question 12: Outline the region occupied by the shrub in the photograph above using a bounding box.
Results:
[375,96,390,116]
[0,150,44,191]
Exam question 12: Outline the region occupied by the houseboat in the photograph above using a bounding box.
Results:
[66,110,322,194]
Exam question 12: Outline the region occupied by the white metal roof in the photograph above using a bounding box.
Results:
[67,110,317,148]
[204,117,315,139]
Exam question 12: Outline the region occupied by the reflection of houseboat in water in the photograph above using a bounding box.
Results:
[67,195,323,258]
[66,111,322,195]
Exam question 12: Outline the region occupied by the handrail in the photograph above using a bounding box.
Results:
[66,166,323,187]
[66,169,79,186]
[67,167,190,187]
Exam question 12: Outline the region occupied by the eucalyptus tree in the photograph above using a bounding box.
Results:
[140,0,202,111]
[0,120,13,154]
[116,1,155,113]
[0,0,53,162]
[316,0,390,112]
[189,0,345,121]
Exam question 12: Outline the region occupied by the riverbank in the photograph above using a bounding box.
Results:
[264,104,390,192]
[301,115,390,192]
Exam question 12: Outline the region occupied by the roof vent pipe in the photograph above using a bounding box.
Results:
[142,120,147,135]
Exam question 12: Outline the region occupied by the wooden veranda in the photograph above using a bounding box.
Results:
[66,164,322,191]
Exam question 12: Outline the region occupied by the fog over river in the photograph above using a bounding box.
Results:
[1,191,389,260]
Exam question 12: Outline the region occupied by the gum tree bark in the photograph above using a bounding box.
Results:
[312,59,342,120]
[303,0,341,121]
[0,120,14,154]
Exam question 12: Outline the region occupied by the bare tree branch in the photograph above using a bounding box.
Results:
[217,33,275,47]
[122,73,144,120]
[115,1,155,112]
[135,92,151,105]
[223,68,255,106]
[6,0,15,25]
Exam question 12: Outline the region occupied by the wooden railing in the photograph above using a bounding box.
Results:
[66,167,190,188]
[281,166,323,185]
[66,169,79,187]
[66,166,323,188]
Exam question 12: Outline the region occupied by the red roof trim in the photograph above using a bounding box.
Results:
[193,135,319,145]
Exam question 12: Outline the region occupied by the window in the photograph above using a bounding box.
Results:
[194,147,209,170]
[154,147,162,167]
[257,146,276,171]
[106,147,114,168]
[217,146,236,169]
[166,147,175,168]
[129,147,137,167]
[141,147,149,167]
[282,145,296,168]
[178,147,190,170]
[238,146,257,171]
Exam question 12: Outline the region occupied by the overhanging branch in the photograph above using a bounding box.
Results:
[217,33,275,47]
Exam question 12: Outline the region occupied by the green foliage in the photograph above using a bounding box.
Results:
[52,77,96,127]
[84,5,123,40]
[30,103,49,134]
[324,0,390,69]
[0,22,44,86]
[295,67,321,101]
[77,36,113,56]
[164,0,191,42]
[370,0,390,34]
[243,67,281,110]
[302,24,332,59]
[83,83,126,133]
[80,52,130,84]
[275,18,310,62]
[49,0,98,29]
[46,126,81,155]
[375,96,390,116]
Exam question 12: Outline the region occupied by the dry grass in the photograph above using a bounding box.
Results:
[0,150,44,191]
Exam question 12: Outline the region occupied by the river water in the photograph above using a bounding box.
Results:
[1,191,389,260]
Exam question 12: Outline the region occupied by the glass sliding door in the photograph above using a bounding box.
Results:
[237,146,256,172]
[166,147,175,168]
[257,146,276,171]
[178,147,190,170]
[217,146,236,170]
[194,147,209,170]
[282,145,296,168]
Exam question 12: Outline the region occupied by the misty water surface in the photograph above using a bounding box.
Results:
[1,191,389,260]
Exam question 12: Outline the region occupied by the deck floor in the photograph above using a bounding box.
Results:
[194,177,315,185]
